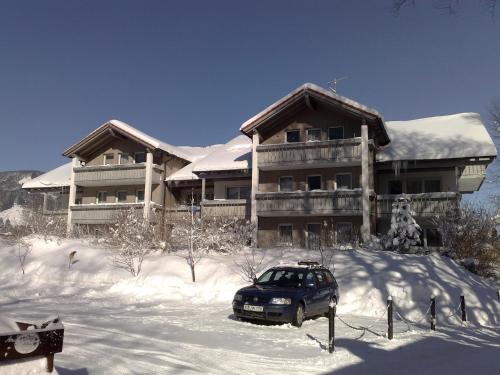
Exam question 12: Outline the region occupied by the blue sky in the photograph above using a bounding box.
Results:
[0,0,499,172]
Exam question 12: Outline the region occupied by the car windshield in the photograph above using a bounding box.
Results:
[256,269,305,288]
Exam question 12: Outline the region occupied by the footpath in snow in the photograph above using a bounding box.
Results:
[0,237,499,374]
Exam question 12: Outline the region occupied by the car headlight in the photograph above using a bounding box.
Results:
[270,297,292,305]
[234,294,243,302]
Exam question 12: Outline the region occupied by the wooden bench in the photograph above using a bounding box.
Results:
[0,317,64,373]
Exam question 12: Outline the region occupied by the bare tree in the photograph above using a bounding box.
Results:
[234,247,266,283]
[392,0,498,17]
[104,208,165,277]
[432,204,500,276]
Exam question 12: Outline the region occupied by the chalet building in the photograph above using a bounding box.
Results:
[22,83,497,248]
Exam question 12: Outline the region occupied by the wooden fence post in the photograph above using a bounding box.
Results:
[460,295,467,322]
[329,298,336,353]
[387,296,393,340]
[430,296,436,331]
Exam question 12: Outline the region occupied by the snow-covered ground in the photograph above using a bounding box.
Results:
[0,237,499,374]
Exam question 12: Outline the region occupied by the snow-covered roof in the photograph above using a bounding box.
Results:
[63,119,202,162]
[22,162,71,189]
[240,83,384,133]
[378,113,498,162]
[167,135,251,181]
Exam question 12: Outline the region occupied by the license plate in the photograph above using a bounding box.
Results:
[243,304,263,312]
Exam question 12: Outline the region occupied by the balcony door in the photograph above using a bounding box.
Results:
[307,223,321,250]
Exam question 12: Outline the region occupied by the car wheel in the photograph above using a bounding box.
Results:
[292,303,305,328]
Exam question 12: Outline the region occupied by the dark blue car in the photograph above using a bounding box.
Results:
[232,262,339,327]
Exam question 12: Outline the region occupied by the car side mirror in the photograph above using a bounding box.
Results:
[253,277,258,285]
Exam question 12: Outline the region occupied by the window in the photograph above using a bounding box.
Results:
[104,154,114,165]
[406,180,423,194]
[136,190,145,203]
[336,223,352,243]
[116,191,127,203]
[278,224,293,246]
[279,176,293,192]
[96,191,107,204]
[307,223,321,250]
[134,152,146,163]
[424,179,441,193]
[286,130,300,143]
[336,174,352,190]
[329,127,344,140]
[305,272,316,287]
[226,186,250,200]
[314,270,326,286]
[306,128,321,142]
[119,153,130,165]
[307,175,322,191]
[388,180,403,194]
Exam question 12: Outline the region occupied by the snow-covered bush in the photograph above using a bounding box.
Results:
[384,194,422,252]
[433,204,500,277]
[103,208,166,277]
[21,207,67,239]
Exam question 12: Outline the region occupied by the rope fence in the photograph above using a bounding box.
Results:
[325,292,495,354]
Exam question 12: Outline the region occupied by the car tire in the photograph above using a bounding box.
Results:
[292,303,305,328]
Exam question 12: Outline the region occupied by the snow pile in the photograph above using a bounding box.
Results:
[379,113,498,161]
[0,204,25,226]
[0,238,498,327]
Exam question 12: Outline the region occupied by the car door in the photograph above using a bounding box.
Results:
[313,270,331,313]
[303,271,320,315]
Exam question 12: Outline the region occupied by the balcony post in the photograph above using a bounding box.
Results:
[144,150,154,221]
[361,124,370,241]
[251,131,260,243]
[66,156,81,235]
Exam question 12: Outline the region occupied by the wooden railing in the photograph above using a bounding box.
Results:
[201,199,250,218]
[256,190,363,216]
[74,164,163,187]
[70,202,162,224]
[376,192,459,217]
[256,138,370,169]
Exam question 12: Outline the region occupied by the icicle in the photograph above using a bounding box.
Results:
[392,160,401,177]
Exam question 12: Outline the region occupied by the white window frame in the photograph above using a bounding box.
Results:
[278,176,294,192]
[306,128,321,142]
[118,153,130,165]
[96,191,107,204]
[115,190,128,203]
[103,154,114,166]
[306,175,322,191]
[335,173,353,190]
[285,129,301,143]
[136,189,145,203]
[328,126,344,140]
[336,222,353,243]
[278,223,293,246]
[134,152,146,164]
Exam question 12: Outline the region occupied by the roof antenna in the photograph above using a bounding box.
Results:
[328,77,348,94]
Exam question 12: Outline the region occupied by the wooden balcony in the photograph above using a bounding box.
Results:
[201,199,250,219]
[74,164,163,187]
[376,192,460,217]
[256,190,363,217]
[70,202,161,224]
[256,138,371,170]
